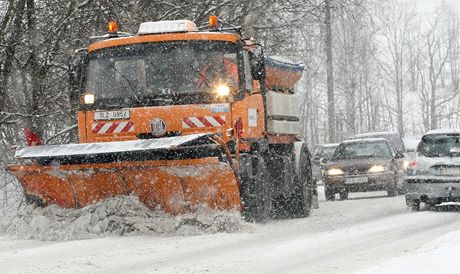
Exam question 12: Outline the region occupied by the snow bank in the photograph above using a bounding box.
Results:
[0,172,23,216]
[0,195,245,241]
[357,228,460,274]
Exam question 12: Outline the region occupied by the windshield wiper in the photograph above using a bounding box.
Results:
[189,64,211,88]
[110,65,141,103]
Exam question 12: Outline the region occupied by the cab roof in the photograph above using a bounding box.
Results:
[319,143,340,148]
[342,137,390,144]
[88,32,239,53]
[352,131,399,138]
[424,129,460,136]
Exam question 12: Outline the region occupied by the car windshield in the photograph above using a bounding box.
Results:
[418,135,460,157]
[354,133,404,152]
[317,146,337,159]
[332,141,392,160]
[84,41,238,107]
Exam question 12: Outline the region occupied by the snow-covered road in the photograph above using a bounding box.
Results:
[1,190,460,274]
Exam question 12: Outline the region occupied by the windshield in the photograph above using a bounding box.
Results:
[316,146,337,159]
[354,133,405,152]
[84,41,238,107]
[418,135,460,157]
[332,141,392,160]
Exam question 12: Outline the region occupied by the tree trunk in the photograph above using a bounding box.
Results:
[25,0,45,138]
[325,0,336,142]
[0,0,27,112]
[430,80,437,129]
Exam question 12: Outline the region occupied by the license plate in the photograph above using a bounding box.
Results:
[94,109,130,121]
[345,176,368,184]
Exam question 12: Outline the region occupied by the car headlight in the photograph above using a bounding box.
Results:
[368,165,385,173]
[326,168,344,176]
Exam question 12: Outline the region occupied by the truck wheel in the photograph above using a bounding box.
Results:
[241,155,271,223]
[289,176,312,218]
[339,191,348,200]
[289,144,313,218]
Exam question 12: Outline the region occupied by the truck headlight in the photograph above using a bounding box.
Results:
[326,168,343,176]
[368,165,385,173]
[215,85,230,96]
[83,93,95,105]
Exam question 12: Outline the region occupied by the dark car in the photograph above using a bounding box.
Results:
[323,138,404,200]
[352,132,407,193]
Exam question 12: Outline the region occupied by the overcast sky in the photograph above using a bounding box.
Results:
[416,0,460,13]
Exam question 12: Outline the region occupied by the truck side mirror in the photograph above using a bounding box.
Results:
[249,45,265,81]
[69,49,87,105]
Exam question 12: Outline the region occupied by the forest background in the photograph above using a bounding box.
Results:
[0,0,458,210]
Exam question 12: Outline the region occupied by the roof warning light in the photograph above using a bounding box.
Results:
[108,21,118,34]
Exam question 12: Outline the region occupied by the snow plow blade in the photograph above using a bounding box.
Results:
[7,134,241,214]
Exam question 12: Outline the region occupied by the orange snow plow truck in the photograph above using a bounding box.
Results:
[7,18,312,222]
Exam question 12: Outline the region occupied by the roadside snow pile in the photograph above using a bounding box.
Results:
[0,195,245,241]
[357,228,460,274]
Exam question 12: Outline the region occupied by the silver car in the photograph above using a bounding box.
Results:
[405,129,460,211]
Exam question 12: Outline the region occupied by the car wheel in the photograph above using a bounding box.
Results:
[396,177,406,195]
[325,186,335,201]
[407,199,420,212]
[339,191,348,200]
[387,182,398,197]
[426,199,442,210]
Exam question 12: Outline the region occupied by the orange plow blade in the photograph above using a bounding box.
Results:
[6,134,241,214]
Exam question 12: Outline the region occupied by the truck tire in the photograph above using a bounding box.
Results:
[288,144,313,218]
[240,155,271,223]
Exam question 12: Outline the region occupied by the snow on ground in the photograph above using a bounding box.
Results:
[0,189,460,273]
[0,196,246,241]
[358,228,460,274]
